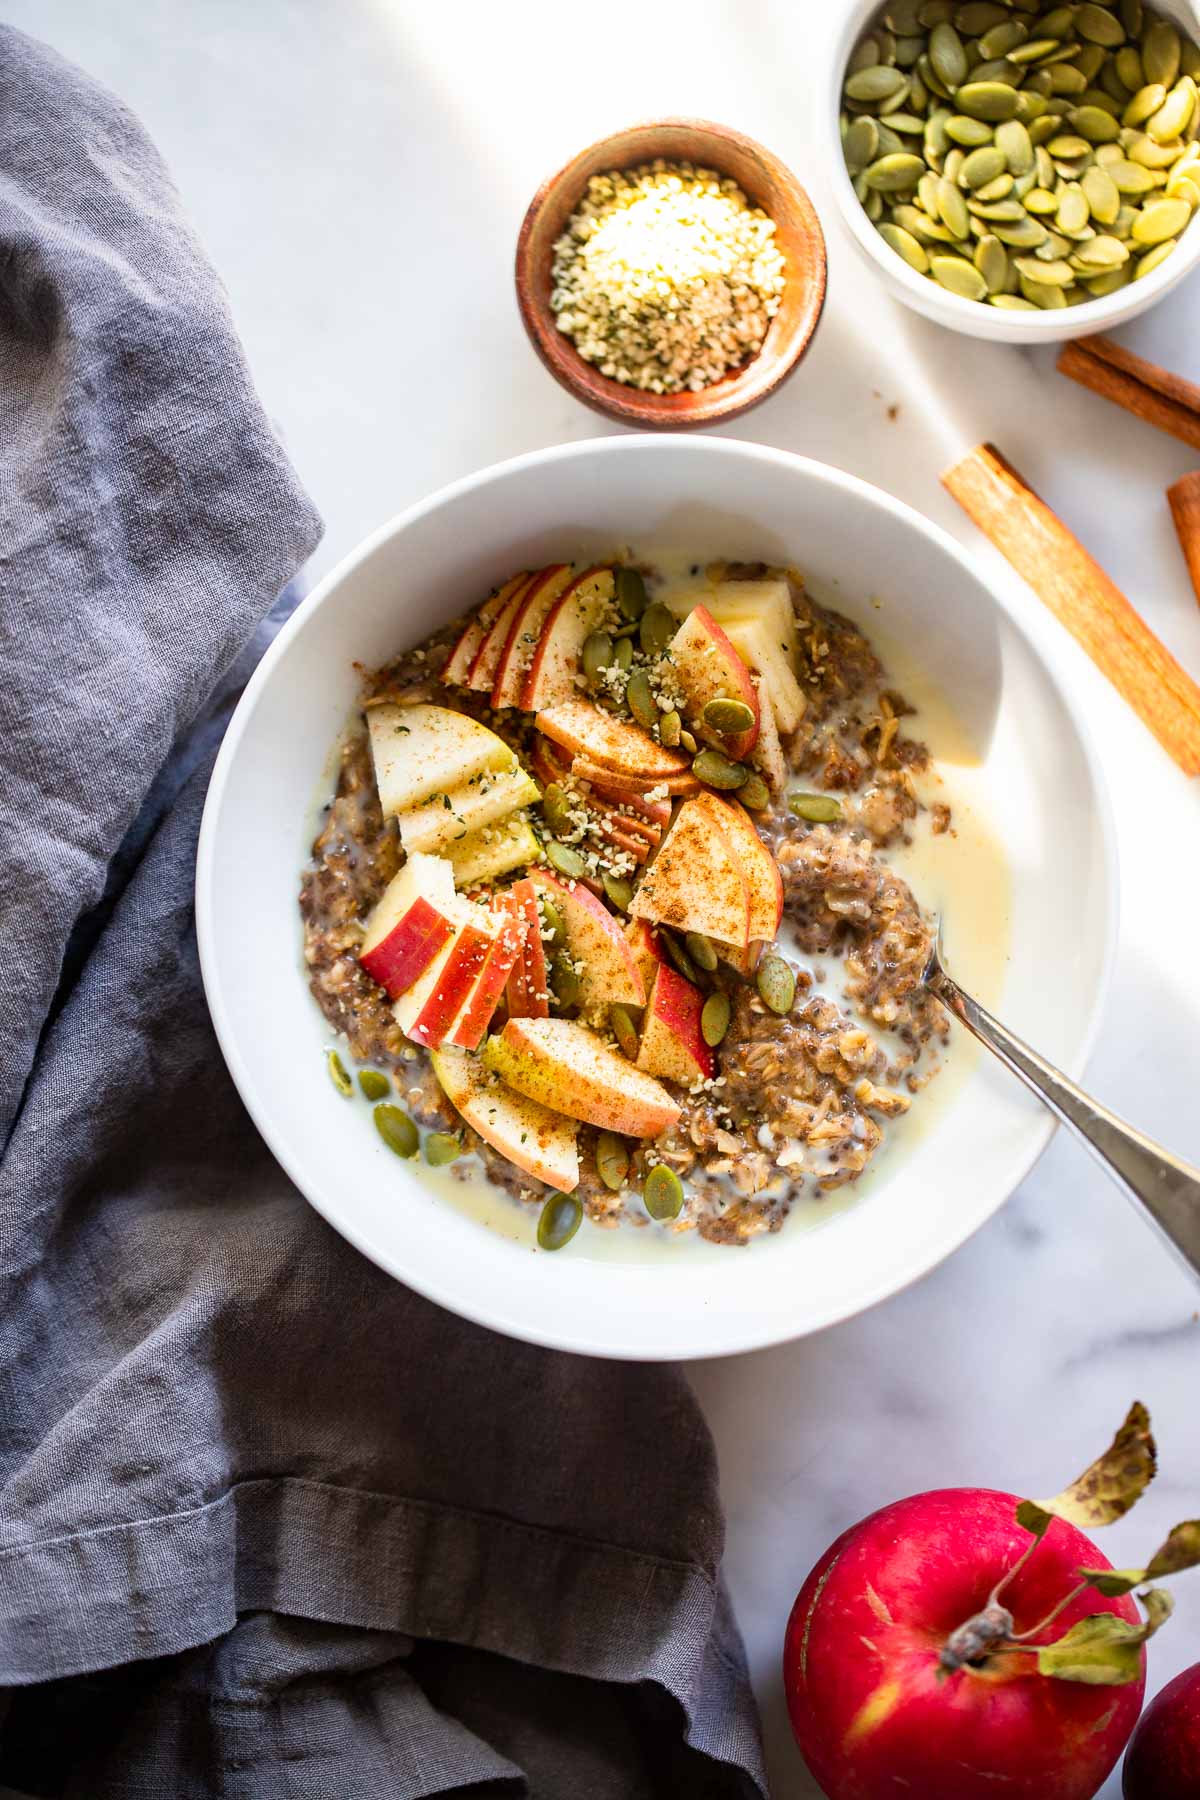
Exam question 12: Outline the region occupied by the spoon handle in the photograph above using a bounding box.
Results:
[927,965,1200,1282]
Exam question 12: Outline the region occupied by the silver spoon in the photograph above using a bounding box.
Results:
[924,926,1200,1280]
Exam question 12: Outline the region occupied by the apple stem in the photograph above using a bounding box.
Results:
[938,1601,1015,1672]
[988,1531,1041,1608]
[1007,1580,1089,1645]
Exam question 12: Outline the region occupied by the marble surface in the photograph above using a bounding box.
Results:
[7,2,1200,1795]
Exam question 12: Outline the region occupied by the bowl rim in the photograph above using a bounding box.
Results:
[513,116,828,427]
[824,0,1200,341]
[196,435,1119,1359]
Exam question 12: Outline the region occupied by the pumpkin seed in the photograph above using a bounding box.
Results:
[542,783,572,836]
[685,931,719,972]
[1019,268,1069,304]
[738,772,771,811]
[703,696,756,738]
[1123,0,1145,38]
[582,630,614,682]
[537,1193,582,1250]
[639,602,676,656]
[1049,64,1090,96]
[1084,264,1134,292]
[1148,77,1197,141]
[946,114,996,146]
[996,118,1035,173]
[1116,46,1146,90]
[1025,186,1060,211]
[879,220,932,270]
[643,1164,685,1222]
[756,954,796,1016]
[538,895,566,951]
[1071,232,1130,265]
[994,214,1051,245]
[327,1050,353,1097]
[603,873,633,912]
[1142,19,1181,89]
[1082,163,1122,219]
[974,173,1015,201]
[937,176,971,235]
[550,952,580,1008]
[789,791,843,823]
[957,81,1021,121]
[1071,104,1123,142]
[1134,235,1177,273]
[931,252,989,297]
[609,1004,640,1060]
[701,991,732,1048]
[989,292,1041,306]
[424,1132,462,1166]
[1010,38,1064,66]
[596,1131,629,1191]
[846,64,910,103]
[918,169,943,216]
[692,749,749,790]
[884,112,928,135]
[980,20,1029,60]
[1057,183,1092,231]
[865,151,927,190]
[626,667,659,731]
[374,1104,418,1158]
[612,634,633,672]
[680,729,698,753]
[1110,156,1159,190]
[1127,129,1183,167]
[1077,2,1127,47]
[975,232,1010,290]
[1132,195,1191,239]
[659,707,682,746]
[358,1068,391,1101]
[545,839,587,880]
[844,116,881,173]
[1124,80,1168,124]
[1015,253,1076,284]
[615,567,647,622]
[956,1,1009,31]
[661,930,702,985]
[962,144,1008,187]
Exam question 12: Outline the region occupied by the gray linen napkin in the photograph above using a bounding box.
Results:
[0,26,765,1798]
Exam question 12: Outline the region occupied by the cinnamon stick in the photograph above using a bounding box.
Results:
[1168,471,1200,611]
[1057,336,1200,453]
[942,444,1200,777]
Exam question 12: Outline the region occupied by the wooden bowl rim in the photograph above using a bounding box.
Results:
[514,117,827,431]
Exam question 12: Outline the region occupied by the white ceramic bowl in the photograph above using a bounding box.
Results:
[824,0,1200,343]
[196,437,1115,1361]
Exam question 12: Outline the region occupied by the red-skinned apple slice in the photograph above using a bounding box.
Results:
[408,920,496,1048]
[367,703,514,816]
[491,564,573,708]
[359,853,458,996]
[748,672,787,793]
[629,796,750,948]
[572,758,699,798]
[693,791,783,942]
[506,876,550,1019]
[441,573,528,686]
[573,768,673,826]
[625,918,669,991]
[537,698,692,780]
[636,963,714,1086]
[430,1044,578,1192]
[465,574,533,691]
[526,867,645,1012]
[669,606,760,761]
[450,894,528,1050]
[483,1017,680,1136]
[521,567,616,711]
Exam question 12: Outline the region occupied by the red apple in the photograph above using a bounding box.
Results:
[431,1044,579,1192]
[636,963,714,1086]
[483,1016,680,1136]
[668,606,760,760]
[521,567,615,710]
[359,853,457,997]
[505,876,550,1019]
[693,792,783,943]
[449,893,528,1051]
[526,866,646,1012]
[407,921,496,1048]
[1124,1663,1200,1799]
[785,1488,1144,1800]
[625,918,669,991]
[490,563,572,708]
[440,572,527,686]
[571,757,699,798]
[629,796,751,949]
[536,697,692,782]
[465,575,533,691]
[573,764,673,826]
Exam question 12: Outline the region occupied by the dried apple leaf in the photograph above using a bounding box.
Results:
[1036,1588,1173,1686]
[1080,1519,1200,1596]
[1016,1402,1156,1540]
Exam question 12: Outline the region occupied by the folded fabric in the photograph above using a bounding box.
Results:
[0,26,765,1798]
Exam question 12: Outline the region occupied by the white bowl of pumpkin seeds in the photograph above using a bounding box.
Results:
[829,0,1200,339]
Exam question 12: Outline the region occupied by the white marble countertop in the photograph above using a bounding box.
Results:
[8,2,1200,1794]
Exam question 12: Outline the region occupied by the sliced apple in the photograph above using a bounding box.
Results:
[445,814,539,886]
[668,606,760,762]
[625,918,669,991]
[483,1017,680,1137]
[718,938,766,977]
[537,698,692,781]
[431,1044,579,1193]
[521,567,616,711]
[663,576,800,671]
[398,766,539,855]
[749,670,787,793]
[693,791,783,943]
[491,564,573,709]
[506,876,550,1019]
[571,767,673,826]
[450,894,528,1050]
[465,576,534,692]
[722,616,806,736]
[629,796,750,948]
[636,963,714,1087]
[441,573,529,686]
[572,758,700,798]
[359,853,458,996]
[404,917,497,1048]
[368,703,515,817]
[526,867,645,1014]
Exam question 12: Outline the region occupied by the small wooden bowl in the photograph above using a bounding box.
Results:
[515,119,827,431]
